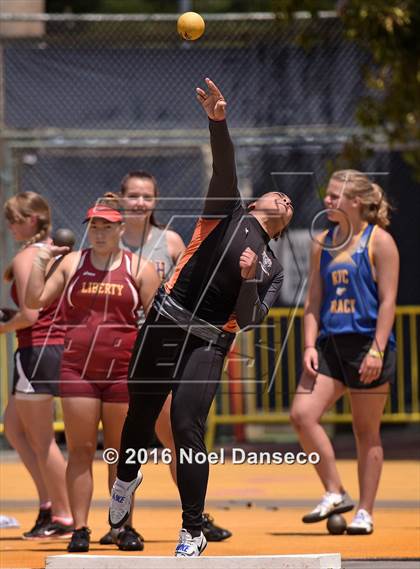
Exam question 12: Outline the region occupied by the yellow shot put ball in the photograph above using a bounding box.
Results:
[177,12,205,41]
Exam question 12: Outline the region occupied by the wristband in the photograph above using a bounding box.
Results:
[304,345,316,350]
[368,348,384,359]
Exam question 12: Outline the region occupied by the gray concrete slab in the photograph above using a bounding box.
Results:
[343,560,420,569]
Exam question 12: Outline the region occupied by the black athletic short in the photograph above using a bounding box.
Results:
[316,333,395,389]
[13,345,63,396]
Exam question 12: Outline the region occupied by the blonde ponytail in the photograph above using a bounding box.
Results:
[3,192,51,282]
[331,170,392,228]
[364,183,391,228]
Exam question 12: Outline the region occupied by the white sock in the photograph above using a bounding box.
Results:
[115,477,136,489]
[328,492,342,500]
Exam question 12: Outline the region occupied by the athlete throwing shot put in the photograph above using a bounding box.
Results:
[109,78,293,557]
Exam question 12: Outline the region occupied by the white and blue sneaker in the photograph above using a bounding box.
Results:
[347,509,374,535]
[108,474,143,529]
[302,491,354,523]
[175,529,207,557]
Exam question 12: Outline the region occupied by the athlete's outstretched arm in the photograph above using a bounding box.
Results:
[196,78,240,216]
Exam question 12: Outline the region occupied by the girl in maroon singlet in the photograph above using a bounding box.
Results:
[25,201,160,553]
[1,192,72,539]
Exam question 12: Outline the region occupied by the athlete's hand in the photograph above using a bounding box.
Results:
[359,353,383,384]
[196,78,227,121]
[41,244,71,260]
[303,347,318,377]
[239,247,258,279]
[33,245,70,272]
[49,245,71,258]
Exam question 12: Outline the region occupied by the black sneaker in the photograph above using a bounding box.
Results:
[99,526,145,546]
[39,520,74,539]
[202,513,232,542]
[67,527,91,552]
[22,508,52,539]
[116,525,144,551]
[99,528,116,545]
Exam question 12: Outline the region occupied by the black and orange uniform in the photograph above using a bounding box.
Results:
[117,119,284,535]
[60,249,141,402]
[11,245,65,396]
[117,117,283,536]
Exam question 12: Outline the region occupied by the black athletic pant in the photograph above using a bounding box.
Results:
[117,306,227,533]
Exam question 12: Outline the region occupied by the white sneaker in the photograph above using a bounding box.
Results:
[302,491,354,523]
[0,515,20,528]
[347,509,374,535]
[175,529,207,557]
[108,474,143,529]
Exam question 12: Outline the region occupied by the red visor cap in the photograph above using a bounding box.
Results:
[83,205,123,223]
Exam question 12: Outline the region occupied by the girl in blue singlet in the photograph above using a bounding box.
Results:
[291,170,399,535]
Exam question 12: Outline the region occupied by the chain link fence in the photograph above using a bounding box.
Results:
[3,13,414,298]
[1,12,419,436]
[0,13,373,262]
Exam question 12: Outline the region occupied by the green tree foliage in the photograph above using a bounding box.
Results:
[274,0,420,176]
[340,0,420,174]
